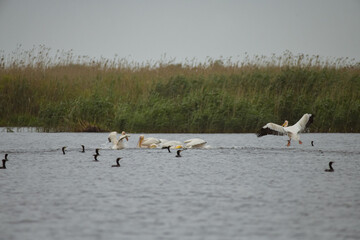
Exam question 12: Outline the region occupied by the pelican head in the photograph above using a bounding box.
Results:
[282,120,289,127]
[137,135,145,148]
[122,131,129,141]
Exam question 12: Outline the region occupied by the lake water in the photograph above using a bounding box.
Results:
[0,130,359,240]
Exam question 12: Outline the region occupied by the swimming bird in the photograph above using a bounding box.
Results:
[311,141,314,146]
[95,148,100,155]
[81,145,85,153]
[0,159,8,169]
[137,135,161,148]
[93,154,99,162]
[162,146,171,153]
[325,161,334,172]
[257,113,314,147]
[176,150,182,157]
[4,154,8,160]
[108,131,130,150]
[184,138,207,148]
[111,157,122,167]
[62,146,67,155]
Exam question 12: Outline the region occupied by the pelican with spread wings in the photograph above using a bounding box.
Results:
[108,131,130,149]
[257,113,314,146]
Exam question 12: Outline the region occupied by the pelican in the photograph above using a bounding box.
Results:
[184,138,207,148]
[161,140,183,149]
[257,113,314,147]
[137,135,161,148]
[108,131,130,150]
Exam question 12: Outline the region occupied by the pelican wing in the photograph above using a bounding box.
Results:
[142,137,161,146]
[184,138,207,148]
[257,123,287,137]
[108,131,118,143]
[162,140,182,148]
[285,113,314,134]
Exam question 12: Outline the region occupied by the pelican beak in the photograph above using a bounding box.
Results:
[282,120,288,127]
[137,137,143,148]
[126,136,129,141]
[175,145,183,149]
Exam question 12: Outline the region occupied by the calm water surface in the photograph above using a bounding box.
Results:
[0,130,359,240]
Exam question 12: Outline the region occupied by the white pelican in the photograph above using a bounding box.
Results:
[184,138,207,148]
[161,140,183,149]
[108,131,130,150]
[137,135,161,148]
[257,113,314,146]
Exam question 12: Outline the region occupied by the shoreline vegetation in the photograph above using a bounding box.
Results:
[1,45,359,133]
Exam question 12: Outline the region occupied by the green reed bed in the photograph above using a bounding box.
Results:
[0,46,359,132]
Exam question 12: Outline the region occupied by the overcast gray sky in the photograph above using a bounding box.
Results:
[0,0,359,63]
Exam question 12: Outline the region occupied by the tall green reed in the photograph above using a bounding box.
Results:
[1,45,359,132]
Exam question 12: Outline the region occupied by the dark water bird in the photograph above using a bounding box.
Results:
[176,150,182,157]
[62,146,67,155]
[81,145,85,153]
[311,141,314,146]
[325,161,334,172]
[95,148,100,155]
[162,146,171,153]
[4,153,8,160]
[93,154,99,162]
[0,159,8,169]
[112,157,122,167]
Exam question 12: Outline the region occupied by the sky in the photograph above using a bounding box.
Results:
[0,0,360,64]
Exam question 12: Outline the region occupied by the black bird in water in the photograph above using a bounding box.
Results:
[162,146,171,153]
[93,154,99,162]
[95,148,100,155]
[325,161,334,172]
[62,146,67,155]
[81,145,85,153]
[4,154,8,160]
[176,150,182,157]
[0,159,8,169]
[112,157,122,167]
[311,141,314,146]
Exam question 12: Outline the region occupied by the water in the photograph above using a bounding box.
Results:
[0,131,359,240]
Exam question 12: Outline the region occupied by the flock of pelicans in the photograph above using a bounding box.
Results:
[0,113,335,172]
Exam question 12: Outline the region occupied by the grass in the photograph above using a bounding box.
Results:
[0,45,359,132]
